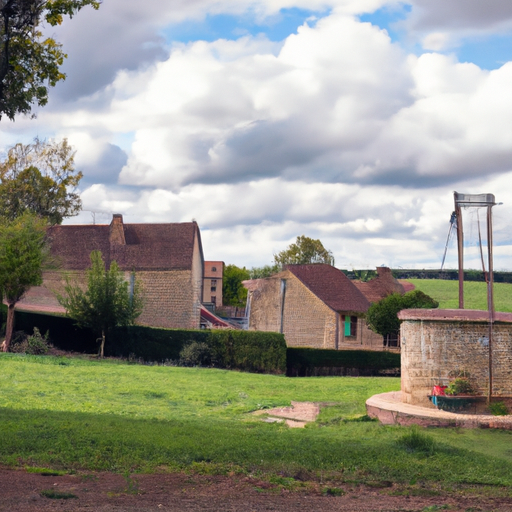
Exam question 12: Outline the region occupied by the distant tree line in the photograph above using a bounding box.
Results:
[343,269,512,284]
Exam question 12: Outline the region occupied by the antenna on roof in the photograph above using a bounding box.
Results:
[82,210,111,225]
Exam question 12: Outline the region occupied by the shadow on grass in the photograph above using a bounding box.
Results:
[1,407,512,489]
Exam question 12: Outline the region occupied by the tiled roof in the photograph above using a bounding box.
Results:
[47,219,201,271]
[200,306,236,328]
[353,267,405,303]
[285,264,370,313]
[399,280,416,293]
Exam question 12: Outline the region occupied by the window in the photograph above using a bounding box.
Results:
[212,267,217,272]
[211,279,217,286]
[344,316,357,337]
[211,286,216,292]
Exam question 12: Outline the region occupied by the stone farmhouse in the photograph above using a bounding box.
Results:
[245,264,404,351]
[20,214,207,329]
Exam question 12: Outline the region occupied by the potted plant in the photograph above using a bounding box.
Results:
[445,376,475,396]
[430,371,482,412]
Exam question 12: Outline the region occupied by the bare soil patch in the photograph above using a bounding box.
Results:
[1,467,511,512]
[253,401,320,427]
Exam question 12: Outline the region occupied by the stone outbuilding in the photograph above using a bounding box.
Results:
[399,308,512,407]
[245,264,390,350]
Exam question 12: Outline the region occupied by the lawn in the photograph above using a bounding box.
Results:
[406,279,512,312]
[1,353,512,494]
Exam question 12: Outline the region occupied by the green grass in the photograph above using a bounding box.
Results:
[406,279,512,312]
[1,353,512,493]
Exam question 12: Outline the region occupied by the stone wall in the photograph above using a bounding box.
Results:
[31,268,202,330]
[282,272,337,349]
[400,309,512,406]
[136,270,199,329]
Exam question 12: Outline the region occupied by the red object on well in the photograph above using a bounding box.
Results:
[432,385,447,396]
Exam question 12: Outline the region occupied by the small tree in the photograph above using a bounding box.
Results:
[366,290,439,338]
[59,250,143,358]
[0,213,47,352]
[222,264,250,308]
[274,235,334,267]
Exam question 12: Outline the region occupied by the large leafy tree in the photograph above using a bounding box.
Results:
[0,138,82,224]
[366,290,439,338]
[0,213,47,352]
[274,235,335,267]
[0,0,101,120]
[222,264,250,308]
[59,250,143,358]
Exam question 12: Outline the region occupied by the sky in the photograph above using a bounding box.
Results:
[2,0,512,271]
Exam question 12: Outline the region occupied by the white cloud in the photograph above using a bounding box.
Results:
[422,32,450,51]
[4,0,512,271]
[105,13,410,189]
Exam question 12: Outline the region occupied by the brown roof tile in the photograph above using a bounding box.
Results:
[47,219,201,271]
[399,280,416,293]
[285,264,370,313]
[353,267,405,303]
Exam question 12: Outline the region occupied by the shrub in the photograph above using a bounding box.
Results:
[489,401,509,416]
[10,328,52,355]
[179,341,215,367]
[366,290,438,337]
[9,331,29,353]
[445,377,475,396]
[207,330,287,373]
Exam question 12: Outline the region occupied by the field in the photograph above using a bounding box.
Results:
[1,353,512,501]
[406,279,512,312]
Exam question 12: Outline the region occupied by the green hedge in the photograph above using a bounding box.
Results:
[13,309,97,353]
[11,310,398,376]
[12,310,287,374]
[206,330,287,374]
[286,347,400,377]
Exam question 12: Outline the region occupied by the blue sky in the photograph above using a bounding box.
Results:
[2,0,512,270]
[163,8,329,44]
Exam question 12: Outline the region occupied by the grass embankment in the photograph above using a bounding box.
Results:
[1,354,512,493]
[407,279,512,312]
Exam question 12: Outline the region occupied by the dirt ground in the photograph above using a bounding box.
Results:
[1,467,512,511]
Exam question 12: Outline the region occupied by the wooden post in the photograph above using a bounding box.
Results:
[454,194,464,309]
[487,205,494,404]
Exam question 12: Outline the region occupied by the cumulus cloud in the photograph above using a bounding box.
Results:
[4,0,512,271]
[408,0,512,33]
[111,14,411,188]
[399,0,512,51]
[97,12,512,195]
[41,0,391,104]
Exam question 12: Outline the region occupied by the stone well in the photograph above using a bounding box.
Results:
[399,309,512,407]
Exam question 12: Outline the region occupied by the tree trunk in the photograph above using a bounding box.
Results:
[2,303,16,352]
[100,329,106,358]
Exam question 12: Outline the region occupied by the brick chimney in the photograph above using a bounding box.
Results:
[109,214,126,245]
